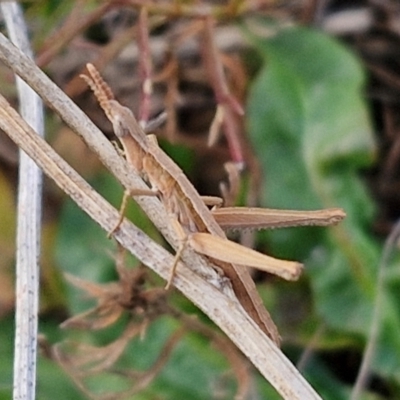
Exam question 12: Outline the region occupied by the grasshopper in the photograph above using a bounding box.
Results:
[81,64,345,345]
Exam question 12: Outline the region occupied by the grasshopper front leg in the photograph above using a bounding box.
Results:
[108,187,159,237]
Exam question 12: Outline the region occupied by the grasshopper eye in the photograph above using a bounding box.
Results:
[112,120,130,138]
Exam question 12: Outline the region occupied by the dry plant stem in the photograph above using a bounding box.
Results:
[36,0,113,68]
[155,55,179,142]
[351,218,400,400]
[1,4,44,400]
[296,324,326,373]
[202,17,244,116]
[202,16,244,163]
[219,161,241,206]
[0,94,322,400]
[64,24,138,98]
[208,103,225,147]
[72,14,163,98]
[127,0,260,19]
[137,6,153,126]
[61,15,167,99]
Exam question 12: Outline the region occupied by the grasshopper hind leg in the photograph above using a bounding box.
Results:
[165,218,189,290]
[165,239,187,290]
[108,189,131,238]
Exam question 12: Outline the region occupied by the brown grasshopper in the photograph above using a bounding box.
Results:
[81,64,345,346]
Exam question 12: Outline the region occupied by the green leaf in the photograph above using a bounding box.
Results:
[245,23,400,391]
[246,22,384,369]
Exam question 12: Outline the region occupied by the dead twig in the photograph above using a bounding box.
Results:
[1,4,44,400]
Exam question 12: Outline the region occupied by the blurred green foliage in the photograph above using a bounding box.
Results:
[247,24,399,399]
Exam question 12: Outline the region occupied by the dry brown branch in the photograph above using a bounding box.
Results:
[201,16,245,163]
[137,6,153,125]
[36,0,114,67]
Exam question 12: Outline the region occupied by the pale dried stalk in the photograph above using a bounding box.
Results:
[1,3,44,400]
[36,0,113,68]
[0,33,322,399]
[137,6,153,126]
[351,219,400,399]
[201,16,244,163]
